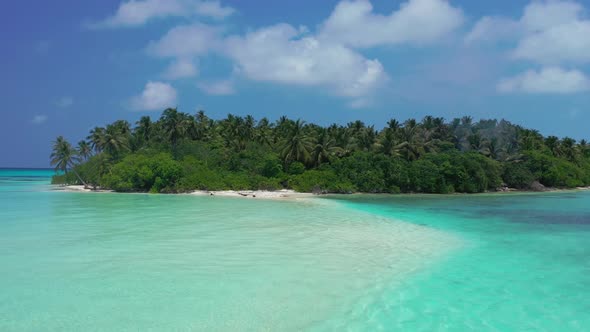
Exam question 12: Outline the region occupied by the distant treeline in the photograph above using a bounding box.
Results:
[51,109,590,194]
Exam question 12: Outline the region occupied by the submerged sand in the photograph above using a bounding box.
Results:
[45,184,464,330]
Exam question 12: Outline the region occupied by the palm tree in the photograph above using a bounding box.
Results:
[101,123,130,158]
[161,108,191,152]
[347,120,366,141]
[579,139,589,158]
[135,116,152,143]
[254,117,273,146]
[418,127,439,154]
[357,126,377,151]
[280,119,313,165]
[111,120,131,135]
[194,110,210,140]
[544,136,560,156]
[328,124,354,154]
[195,110,208,125]
[88,127,106,153]
[560,137,577,162]
[387,119,400,131]
[77,140,93,161]
[461,116,473,127]
[451,116,474,151]
[377,128,405,157]
[220,114,248,151]
[485,137,504,160]
[421,116,436,131]
[274,115,293,144]
[50,136,87,186]
[311,129,343,167]
[399,119,422,161]
[468,133,488,154]
[244,115,256,140]
[431,117,450,141]
[519,129,543,151]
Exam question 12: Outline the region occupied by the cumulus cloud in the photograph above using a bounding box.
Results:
[224,24,388,100]
[141,0,466,105]
[319,0,464,48]
[520,0,582,32]
[464,16,521,44]
[514,1,590,63]
[91,0,234,28]
[467,0,590,64]
[163,58,198,79]
[147,23,221,58]
[194,1,234,19]
[130,81,178,111]
[514,22,590,64]
[55,96,74,108]
[31,115,48,125]
[497,67,590,94]
[198,79,235,95]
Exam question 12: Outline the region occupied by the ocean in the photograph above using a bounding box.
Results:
[1,169,589,331]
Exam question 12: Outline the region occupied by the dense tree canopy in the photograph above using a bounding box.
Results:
[52,108,590,194]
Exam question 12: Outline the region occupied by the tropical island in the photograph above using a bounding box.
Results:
[51,108,590,194]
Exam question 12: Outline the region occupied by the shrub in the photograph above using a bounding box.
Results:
[102,153,181,192]
[289,169,354,193]
[503,162,535,189]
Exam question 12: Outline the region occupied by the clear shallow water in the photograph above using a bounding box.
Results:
[0,169,458,331]
[331,193,590,331]
[0,170,589,331]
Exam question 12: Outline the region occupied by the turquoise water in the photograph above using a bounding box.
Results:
[1,169,589,331]
[332,193,590,331]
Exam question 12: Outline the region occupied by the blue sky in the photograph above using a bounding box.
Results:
[1,0,589,167]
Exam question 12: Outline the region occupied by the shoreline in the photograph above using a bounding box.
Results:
[189,189,315,200]
[53,185,315,200]
[53,184,590,200]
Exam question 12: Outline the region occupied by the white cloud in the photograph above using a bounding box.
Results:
[223,24,388,99]
[467,0,590,64]
[91,0,234,28]
[163,58,198,79]
[516,1,590,64]
[55,96,74,108]
[198,79,235,95]
[464,16,521,44]
[497,67,590,94]
[319,0,464,48]
[31,115,48,125]
[195,1,234,19]
[520,0,582,32]
[141,0,468,105]
[514,21,590,63]
[147,23,220,58]
[514,1,590,63]
[130,81,178,111]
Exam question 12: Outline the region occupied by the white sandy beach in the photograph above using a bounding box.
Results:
[189,189,314,200]
[55,185,315,200]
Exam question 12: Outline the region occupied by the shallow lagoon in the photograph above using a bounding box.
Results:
[1,169,589,331]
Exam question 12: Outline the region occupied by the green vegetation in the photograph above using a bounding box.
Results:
[51,109,590,194]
